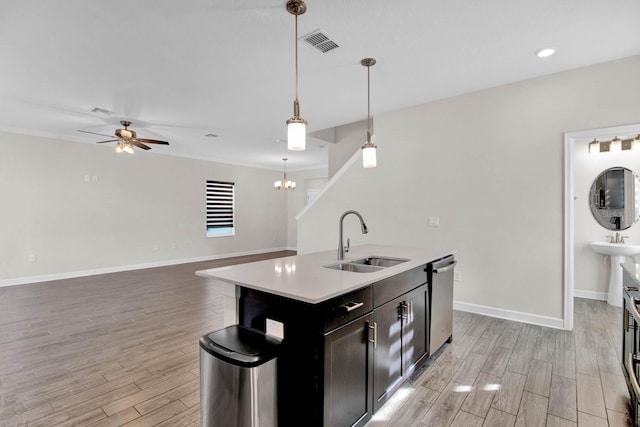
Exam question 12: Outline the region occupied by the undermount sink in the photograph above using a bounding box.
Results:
[324,256,410,273]
[590,241,640,307]
[350,256,410,267]
[324,263,383,273]
[590,241,640,257]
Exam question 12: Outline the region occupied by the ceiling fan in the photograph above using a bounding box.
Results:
[77,120,169,154]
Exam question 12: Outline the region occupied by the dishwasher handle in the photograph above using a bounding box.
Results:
[433,260,457,274]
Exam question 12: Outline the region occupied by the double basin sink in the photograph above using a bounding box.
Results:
[325,256,410,273]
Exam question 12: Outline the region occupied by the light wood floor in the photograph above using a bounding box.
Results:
[0,253,632,427]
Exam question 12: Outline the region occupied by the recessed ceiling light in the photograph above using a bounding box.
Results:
[535,48,556,58]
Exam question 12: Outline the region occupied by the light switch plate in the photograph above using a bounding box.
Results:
[266,318,285,340]
[428,216,440,227]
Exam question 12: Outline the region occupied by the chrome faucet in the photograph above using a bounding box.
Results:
[338,210,368,260]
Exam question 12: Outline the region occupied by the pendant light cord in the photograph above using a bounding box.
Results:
[367,64,371,141]
[295,14,299,102]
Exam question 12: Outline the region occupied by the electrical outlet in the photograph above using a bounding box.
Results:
[83,175,90,182]
[454,271,461,281]
[28,254,37,263]
[428,216,440,227]
[153,245,159,252]
[91,175,98,183]
[171,242,177,249]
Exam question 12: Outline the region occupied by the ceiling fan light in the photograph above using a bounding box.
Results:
[115,143,123,154]
[120,129,132,139]
[287,119,306,151]
[362,142,377,168]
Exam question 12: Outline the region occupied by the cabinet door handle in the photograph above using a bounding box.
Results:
[624,307,630,332]
[399,302,408,320]
[367,322,377,348]
[341,301,364,313]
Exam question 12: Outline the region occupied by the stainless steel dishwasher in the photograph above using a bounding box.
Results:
[428,255,456,354]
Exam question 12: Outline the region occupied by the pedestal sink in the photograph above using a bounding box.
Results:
[590,242,640,307]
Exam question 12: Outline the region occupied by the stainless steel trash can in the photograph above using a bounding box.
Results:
[200,325,281,427]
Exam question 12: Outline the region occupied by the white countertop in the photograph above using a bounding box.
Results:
[195,244,455,304]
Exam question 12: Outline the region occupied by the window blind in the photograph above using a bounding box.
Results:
[206,180,235,236]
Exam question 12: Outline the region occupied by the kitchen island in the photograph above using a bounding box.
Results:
[196,244,455,427]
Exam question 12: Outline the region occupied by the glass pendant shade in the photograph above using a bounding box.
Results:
[588,139,600,154]
[362,143,377,168]
[287,119,306,151]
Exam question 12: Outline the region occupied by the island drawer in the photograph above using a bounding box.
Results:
[373,264,428,307]
[321,286,373,333]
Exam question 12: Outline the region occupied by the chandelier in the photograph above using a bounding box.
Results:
[274,158,296,190]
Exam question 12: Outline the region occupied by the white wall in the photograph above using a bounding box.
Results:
[285,168,328,249]
[298,55,640,323]
[574,139,640,298]
[328,120,367,178]
[0,131,290,284]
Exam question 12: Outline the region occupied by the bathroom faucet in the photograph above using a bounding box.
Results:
[609,232,629,244]
[338,210,368,260]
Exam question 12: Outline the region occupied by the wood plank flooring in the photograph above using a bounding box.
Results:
[0,255,632,426]
[365,298,632,427]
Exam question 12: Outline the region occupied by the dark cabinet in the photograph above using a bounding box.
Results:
[237,263,432,427]
[373,284,428,412]
[323,313,374,427]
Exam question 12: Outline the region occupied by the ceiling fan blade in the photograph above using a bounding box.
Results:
[131,140,152,150]
[95,139,119,144]
[77,130,115,138]
[137,138,169,145]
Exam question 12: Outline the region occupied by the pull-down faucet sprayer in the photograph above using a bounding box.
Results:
[338,210,368,260]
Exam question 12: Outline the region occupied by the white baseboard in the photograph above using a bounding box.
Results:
[453,300,565,330]
[0,247,292,288]
[574,289,608,301]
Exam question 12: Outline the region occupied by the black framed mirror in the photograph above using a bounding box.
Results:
[589,167,640,230]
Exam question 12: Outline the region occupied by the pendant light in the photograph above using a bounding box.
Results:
[274,158,296,190]
[361,58,377,168]
[285,0,307,151]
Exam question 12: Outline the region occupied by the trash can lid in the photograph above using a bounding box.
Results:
[199,325,281,367]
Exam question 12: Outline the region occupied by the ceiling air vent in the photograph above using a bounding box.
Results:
[90,107,113,115]
[302,30,339,53]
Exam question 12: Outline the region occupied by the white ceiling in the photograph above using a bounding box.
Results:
[2,0,640,171]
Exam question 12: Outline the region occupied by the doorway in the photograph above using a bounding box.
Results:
[564,122,640,330]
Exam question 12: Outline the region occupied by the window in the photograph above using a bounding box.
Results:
[206,180,235,237]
